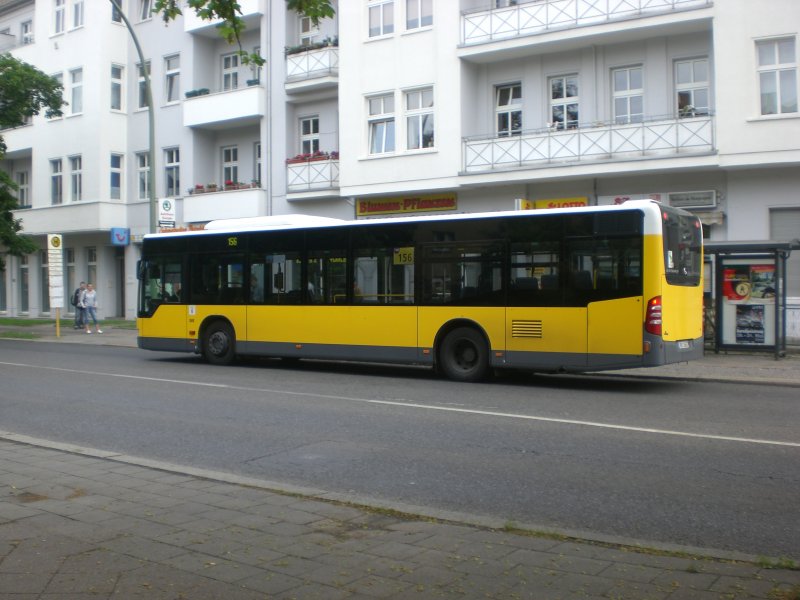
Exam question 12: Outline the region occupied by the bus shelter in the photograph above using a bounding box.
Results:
[704,240,800,359]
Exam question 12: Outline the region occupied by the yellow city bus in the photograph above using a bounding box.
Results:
[137,201,703,381]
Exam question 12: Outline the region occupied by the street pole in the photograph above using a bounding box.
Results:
[109,0,157,234]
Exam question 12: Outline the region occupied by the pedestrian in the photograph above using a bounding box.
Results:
[81,283,103,334]
[72,281,86,329]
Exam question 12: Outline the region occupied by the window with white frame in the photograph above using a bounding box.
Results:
[368,93,395,154]
[369,1,394,38]
[406,87,434,149]
[164,148,180,197]
[550,74,579,129]
[70,155,82,202]
[111,64,123,110]
[72,0,84,28]
[54,0,65,34]
[675,58,709,117]
[110,154,123,199]
[222,53,239,91]
[250,46,261,83]
[300,116,320,154]
[757,38,798,116]
[40,250,50,313]
[613,66,643,124]
[136,152,150,200]
[49,73,63,119]
[137,61,150,109]
[21,20,33,44]
[496,83,522,136]
[254,142,262,186]
[165,54,180,104]
[69,68,83,114]
[19,256,29,313]
[406,0,432,30]
[299,15,317,45]
[138,0,152,22]
[222,146,238,186]
[50,159,63,205]
[87,246,96,287]
[16,172,30,207]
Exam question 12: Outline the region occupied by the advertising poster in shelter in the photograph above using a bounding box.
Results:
[749,265,776,302]
[735,304,765,344]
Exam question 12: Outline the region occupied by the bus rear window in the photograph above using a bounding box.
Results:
[662,208,702,286]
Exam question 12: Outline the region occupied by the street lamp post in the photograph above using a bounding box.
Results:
[109,0,157,234]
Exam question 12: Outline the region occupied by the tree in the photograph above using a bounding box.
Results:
[0,55,64,271]
[153,0,335,65]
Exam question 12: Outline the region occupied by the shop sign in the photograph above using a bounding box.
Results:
[110,228,130,246]
[159,198,176,228]
[356,194,457,217]
[47,234,64,309]
[534,197,588,209]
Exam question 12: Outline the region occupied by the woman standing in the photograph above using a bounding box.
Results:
[82,283,103,334]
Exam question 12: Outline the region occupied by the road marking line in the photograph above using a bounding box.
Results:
[3,361,799,448]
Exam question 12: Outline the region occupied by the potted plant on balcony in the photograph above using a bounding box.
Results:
[308,150,330,162]
[246,78,260,86]
[191,184,205,194]
[286,153,311,164]
[205,182,218,192]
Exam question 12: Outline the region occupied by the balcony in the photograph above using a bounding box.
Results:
[463,114,715,173]
[183,186,267,223]
[461,0,711,50]
[285,46,339,96]
[286,156,340,199]
[184,0,261,35]
[182,85,265,129]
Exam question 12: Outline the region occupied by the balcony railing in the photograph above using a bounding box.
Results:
[462,0,711,45]
[287,157,340,192]
[286,46,339,82]
[463,114,714,173]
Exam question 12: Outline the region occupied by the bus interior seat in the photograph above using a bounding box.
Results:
[570,270,593,290]
[540,274,559,290]
[514,277,539,291]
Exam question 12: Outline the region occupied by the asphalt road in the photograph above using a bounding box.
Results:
[1,339,798,559]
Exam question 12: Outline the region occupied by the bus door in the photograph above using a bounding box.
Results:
[137,255,188,339]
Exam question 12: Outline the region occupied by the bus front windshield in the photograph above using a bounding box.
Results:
[662,207,702,286]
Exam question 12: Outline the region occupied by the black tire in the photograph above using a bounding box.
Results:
[204,321,236,365]
[439,327,490,382]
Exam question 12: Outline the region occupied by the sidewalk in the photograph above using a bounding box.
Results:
[1,323,799,598]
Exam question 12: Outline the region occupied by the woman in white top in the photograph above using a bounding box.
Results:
[81,283,103,334]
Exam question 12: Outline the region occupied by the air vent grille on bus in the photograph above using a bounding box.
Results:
[512,320,543,338]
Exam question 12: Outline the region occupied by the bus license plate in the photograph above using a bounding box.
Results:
[678,340,690,350]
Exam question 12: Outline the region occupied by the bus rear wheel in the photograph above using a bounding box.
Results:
[204,321,236,365]
[439,327,490,382]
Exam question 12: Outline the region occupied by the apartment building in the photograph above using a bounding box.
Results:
[1,0,799,332]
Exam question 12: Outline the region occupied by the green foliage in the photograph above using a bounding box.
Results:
[0,55,64,271]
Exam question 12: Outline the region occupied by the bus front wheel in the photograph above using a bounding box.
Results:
[439,327,489,382]
[204,321,236,365]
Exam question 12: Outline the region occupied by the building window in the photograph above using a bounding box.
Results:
[21,20,33,45]
[69,68,83,114]
[15,172,30,207]
[0,260,6,311]
[254,142,262,186]
[70,155,82,202]
[87,246,97,288]
[300,116,320,154]
[111,3,122,22]
[137,61,150,109]
[110,154,123,199]
[164,147,180,197]
[368,93,395,154]
[613,66,643,124]
[111,64,123,110]
[40,250,50,313]
[222,146,238,185]
[222,53,239,91]
[137,152,150,200]
[369,1,394,38]
[48,73,63,119]
[72,0,84,28]
[496,83,522,136]
[65,248,75,313]
[550,74,579,130]
[757,38,798,116]
[138,0,152,22]
[299,15,317,45]
[50,159,63,205]
[675,58,709,117]
[165,54,180,104]
[406,0,432,30]
[54,0,65,34]
[406,87,434,149]
[19,256,29,313]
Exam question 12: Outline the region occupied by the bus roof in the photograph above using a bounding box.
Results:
[143,200,675,240]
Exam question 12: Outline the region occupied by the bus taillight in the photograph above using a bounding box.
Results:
[645,296,662,336]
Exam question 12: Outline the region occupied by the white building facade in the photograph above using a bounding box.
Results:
[1,0,799,336]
